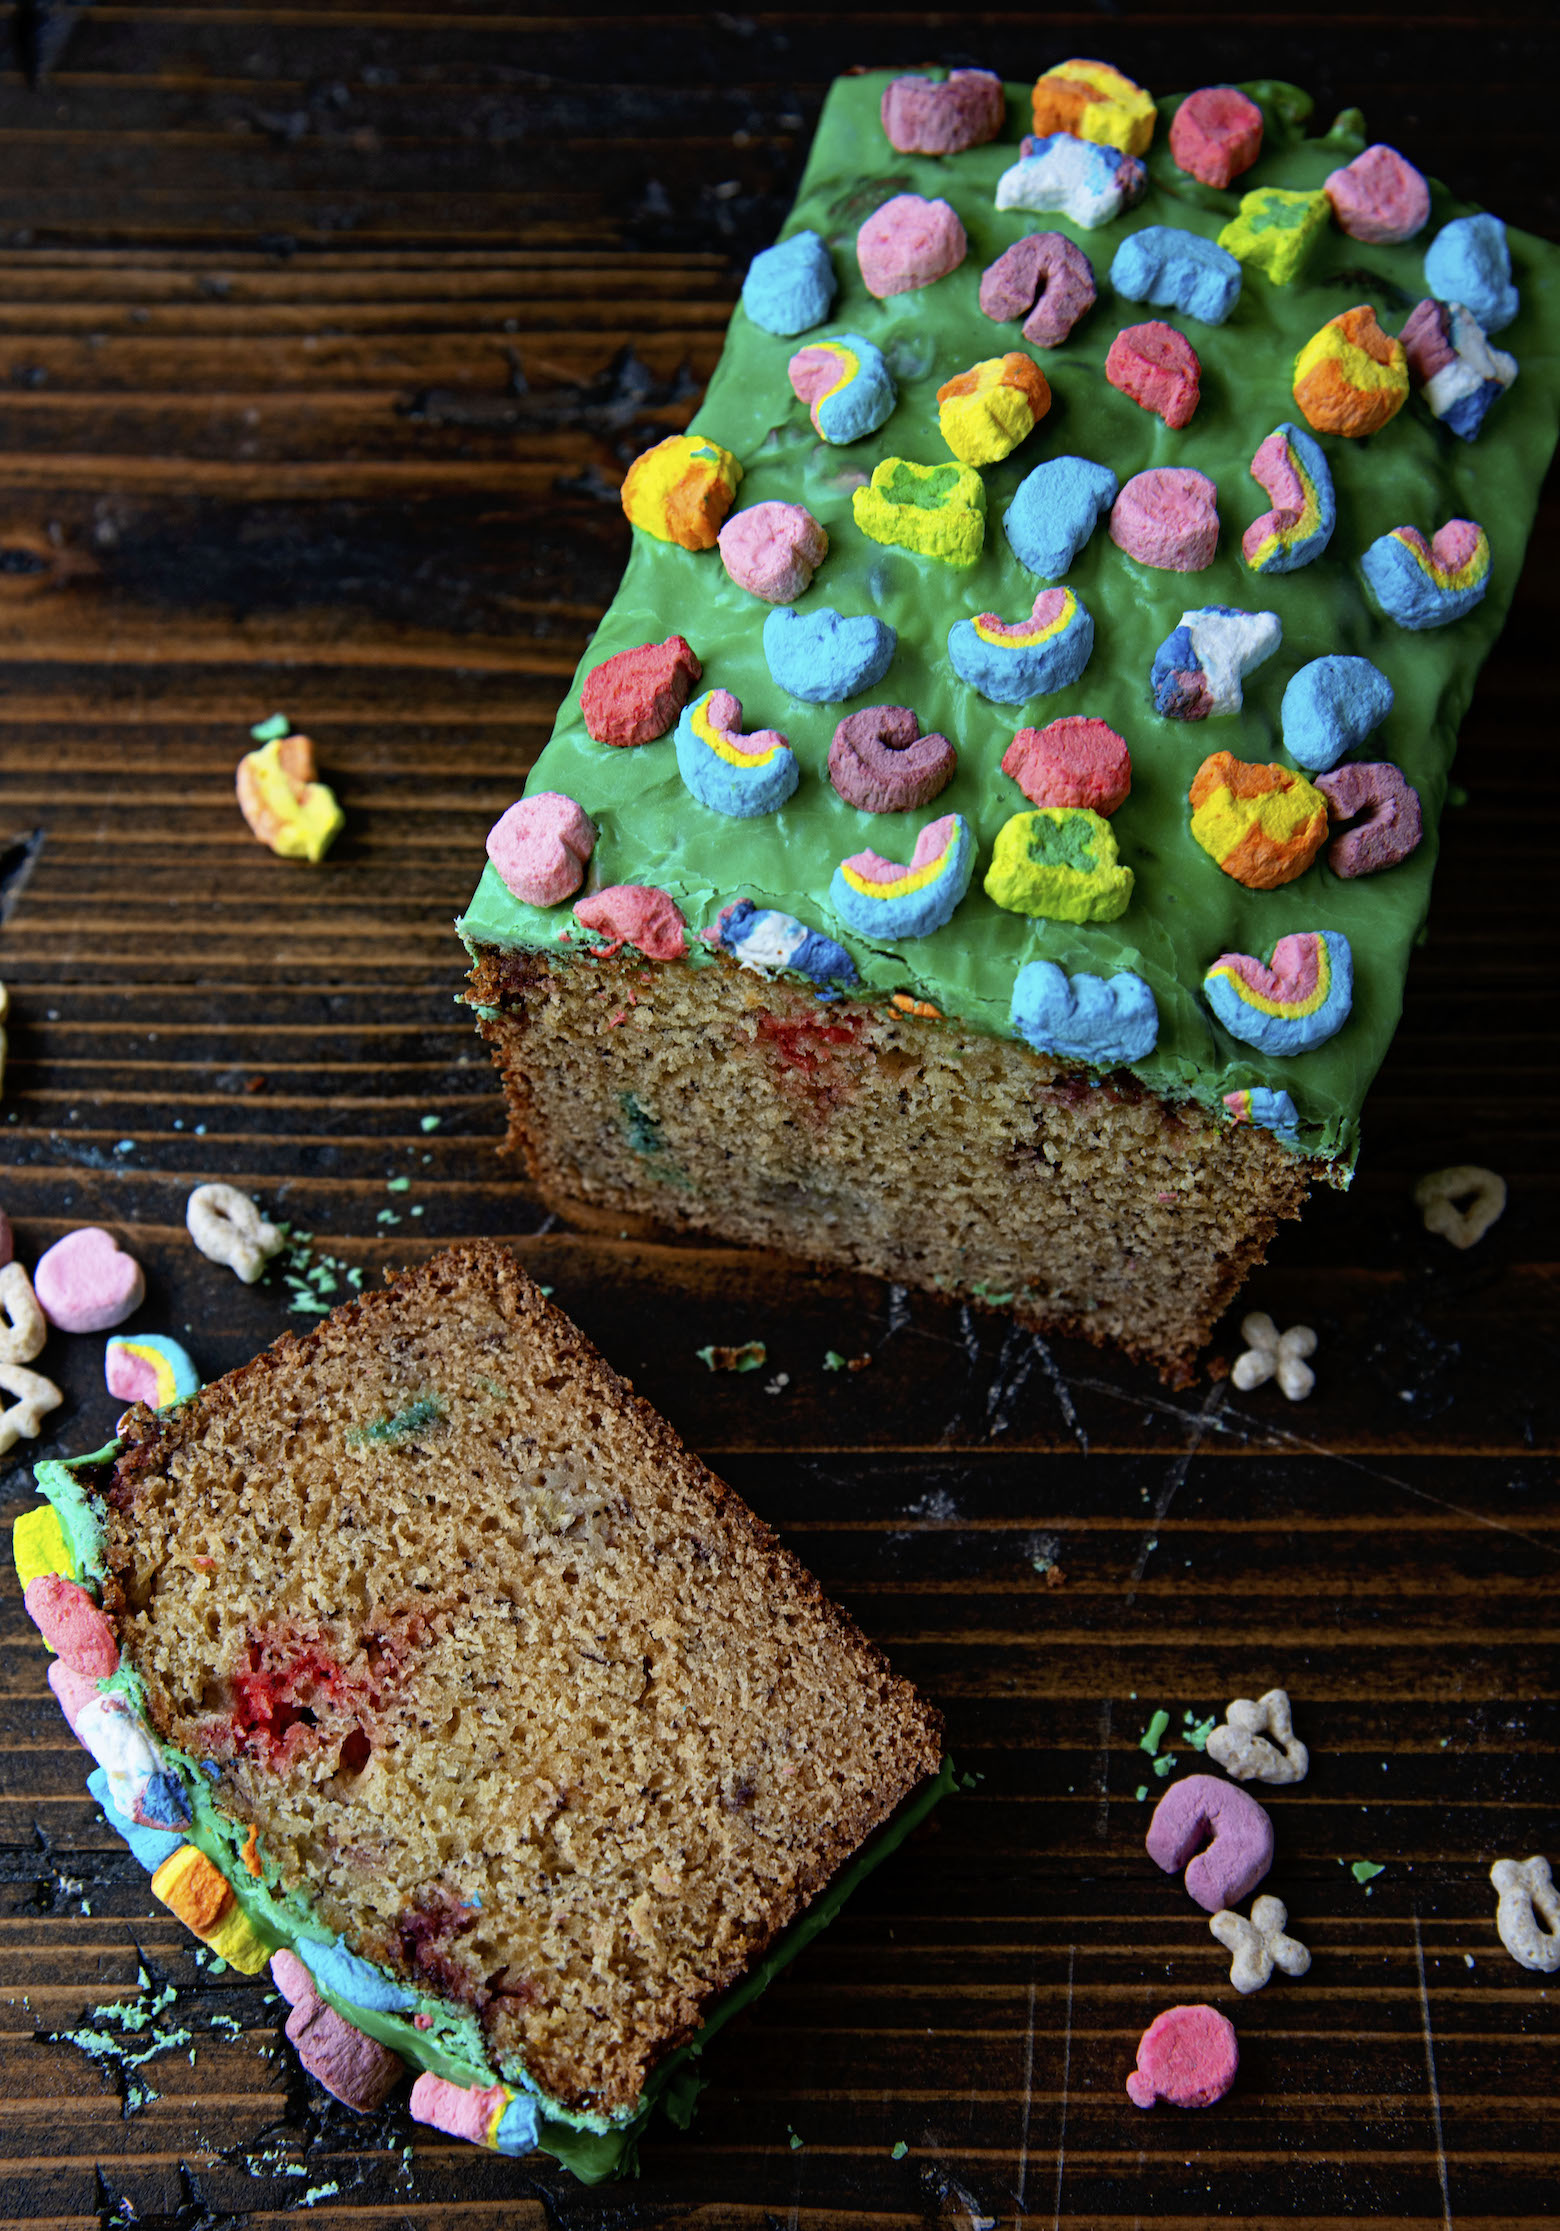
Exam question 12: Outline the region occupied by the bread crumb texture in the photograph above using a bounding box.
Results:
[469,948,1311,1382]
[104,1243,941,2117]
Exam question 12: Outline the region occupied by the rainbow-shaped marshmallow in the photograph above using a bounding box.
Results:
[105,1333,200,1411]
[787,331,896,444]
[829,814,975,940]
[1224,1087,1301,1145]
[948,587,1094,704]
[1242,422,1335,574]
[1360,519,1491,628]
[1204,931,1354,1055]
[675,689,798,817]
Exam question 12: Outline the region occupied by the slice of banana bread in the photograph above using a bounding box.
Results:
[34,1243,942,2173]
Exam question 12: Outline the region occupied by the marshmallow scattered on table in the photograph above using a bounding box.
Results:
[33,1227,144,1333]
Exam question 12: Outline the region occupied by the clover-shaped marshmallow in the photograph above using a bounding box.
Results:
[1231,1313,1316,1401]
[1206,1686,1309,1786]
[1210,1895,1311,1993]
[1490,1855,1560,1974]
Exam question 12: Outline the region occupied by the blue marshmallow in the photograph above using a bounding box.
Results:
[1010,961,1159,1065]
[87,1767,184,1874]
[741,229,837,337]
[1424,214,1518,335]
[716,899,857,987]
[763,606,896,702]
[1004,457,1119,578]
[1281,656,1395,773]
[298,1933,422,2014]
[1110,225,1242,326]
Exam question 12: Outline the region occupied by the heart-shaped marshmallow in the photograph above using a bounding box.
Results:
[34,1227,145,1333]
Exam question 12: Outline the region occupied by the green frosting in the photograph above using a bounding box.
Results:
[29,1447,951,2182]
[458,70,1560,1169]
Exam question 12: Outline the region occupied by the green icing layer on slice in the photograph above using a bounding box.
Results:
[27,1448,951,2183]
[459,71,1560,1169]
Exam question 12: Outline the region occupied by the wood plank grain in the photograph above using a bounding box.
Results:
[0,8,1556,2227]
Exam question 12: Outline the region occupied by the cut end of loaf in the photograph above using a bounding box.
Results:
[467,947,1312,1385]
[102,1242,942,2118]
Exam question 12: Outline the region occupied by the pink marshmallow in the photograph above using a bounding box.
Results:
[33,1227,144,1334]
[485,793,594,909]
[1169,87,1263,190]
[880,69,1005,156]
[573,884,687,961]
[1002,719,1131,816]
[717,502,828,604]
[286,1987,404,2111]
[1325,144,1430,245]
[1110,467,1220,571]
[24,1576,118,1677]
[1146,1772,1274,1912]
[270,1949,314,2007]
[856,194,966,299]
[410,2072,507,2146]
[48,1658,104,1740]
[1127,2004,1239,2110]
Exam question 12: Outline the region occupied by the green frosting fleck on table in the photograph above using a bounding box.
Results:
[457,72,1560,1173]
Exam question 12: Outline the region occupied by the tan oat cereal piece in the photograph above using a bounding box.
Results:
[185,1183,284,1284]
[0,1360,63,1455]
[0,1261,48,1365]
[1231,1314,1316,1401]
[1490,1855,1560,1973]
[1206,1687,1309,1785]
[1210,1894,1311,1993]
[1413,1164,1507,1250]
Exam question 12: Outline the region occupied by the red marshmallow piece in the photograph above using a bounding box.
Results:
[1127,2004,1239,2110]
[1110,467,1220,571]
[1002,718,1131,816]
[1105,322,1201,430]
[1169,87,1264,190]
[581,636,701,747]
[573,884,688,960]
[24,1575,119,1677]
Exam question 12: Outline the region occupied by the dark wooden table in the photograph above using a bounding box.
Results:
[1,8,1555,2226]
